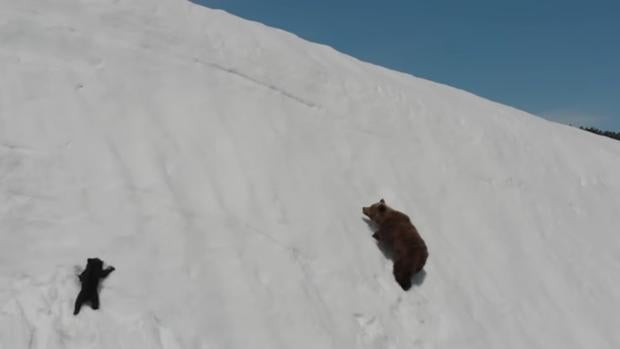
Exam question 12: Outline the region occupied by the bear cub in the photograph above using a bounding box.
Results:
[363,199,428,290]
[74,258,115,315]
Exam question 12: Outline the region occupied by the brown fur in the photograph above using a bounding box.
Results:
[363,199,428,290]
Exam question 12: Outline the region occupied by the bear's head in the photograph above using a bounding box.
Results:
[362,199,394,225]
[87,258,104,270]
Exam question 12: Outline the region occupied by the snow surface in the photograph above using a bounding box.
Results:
[1,0,620,348]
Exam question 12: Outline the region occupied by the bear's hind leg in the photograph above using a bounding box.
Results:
[73,292,85,315]
[393,260,413,291]
[90,293,100,310]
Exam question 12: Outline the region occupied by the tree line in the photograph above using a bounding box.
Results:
[579,127,620,142]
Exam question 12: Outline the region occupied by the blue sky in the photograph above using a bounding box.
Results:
[196,0,620,130]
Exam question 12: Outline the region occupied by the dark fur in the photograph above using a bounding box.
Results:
[363,199,428,290]
[74,258,115,315]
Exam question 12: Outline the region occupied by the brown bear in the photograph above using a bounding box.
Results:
[363,199,428,290]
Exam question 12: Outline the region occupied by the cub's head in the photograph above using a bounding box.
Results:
[87,258,103,270]
[362,199,394,225]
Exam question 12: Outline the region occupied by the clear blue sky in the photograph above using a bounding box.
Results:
[196,0,620,130]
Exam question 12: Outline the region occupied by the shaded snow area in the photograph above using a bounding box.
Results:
[1,0,620,348]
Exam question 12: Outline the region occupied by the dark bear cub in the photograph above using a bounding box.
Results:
[74,258,115,315]
[363,199,428,290]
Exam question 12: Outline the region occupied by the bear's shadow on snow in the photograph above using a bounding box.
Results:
[362,217,427,288]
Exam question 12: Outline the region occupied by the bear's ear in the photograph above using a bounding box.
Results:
[378,203,386,213]
[380,198,385,204]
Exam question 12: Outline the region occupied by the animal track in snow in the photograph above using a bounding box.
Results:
[354,313,395,349]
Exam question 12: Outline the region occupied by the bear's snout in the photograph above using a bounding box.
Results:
[362,207,370,217]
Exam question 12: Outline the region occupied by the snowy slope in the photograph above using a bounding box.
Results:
[1,0,620,348]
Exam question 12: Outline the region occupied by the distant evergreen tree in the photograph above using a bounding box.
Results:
[579,127,620,142]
